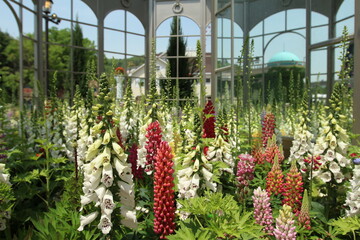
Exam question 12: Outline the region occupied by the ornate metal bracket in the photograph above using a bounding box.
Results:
[121,0,132,8]
[282,0,292,7]
[172,2,183,14]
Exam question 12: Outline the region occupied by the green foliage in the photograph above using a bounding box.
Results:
[328,216,360,238]
[265,66,305,105]
[31,200,101,240]
[0,181,14,215]
[174,192,265,239]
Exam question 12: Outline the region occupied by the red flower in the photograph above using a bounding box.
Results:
[116,127,125,150]
[153,141,176,239]
[145,121,162,174]
[262,113,276,148]
[115,67,125,75]
[128,144,144,180]
[282,161,304,214]
[266,156,284,196]
[202,100,216,138]
[303,155,322,171]
[264,135,284,164]
[203,146,209,156]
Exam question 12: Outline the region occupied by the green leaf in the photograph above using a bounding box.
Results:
[328,216,360,236]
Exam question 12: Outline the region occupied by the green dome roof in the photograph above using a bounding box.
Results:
[268,51,301,67]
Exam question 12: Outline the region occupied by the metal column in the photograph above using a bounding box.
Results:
[211,0,217,103]
[353,0,360,143]
[305,0,311,87]
[34,0,44,108]
[19,0,24,113]
[145,0,154,95]
[230,0,234,104]
[242,0,249,105]
[326,0,335,101]
[97,1,105,75]
[200,0,207,107]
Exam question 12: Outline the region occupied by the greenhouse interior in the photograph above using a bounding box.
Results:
[0,0,359,239]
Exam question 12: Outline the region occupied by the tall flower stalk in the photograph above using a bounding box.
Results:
[252,187,274,235]
[282,161,304,214]
[266,155,284,196]
[298,189,311,230]
[262,111,276,148]
[274,205,297,240]
[78,74,137,235]
[153,141,176,239]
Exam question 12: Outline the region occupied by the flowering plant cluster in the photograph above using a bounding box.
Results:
[2,36,359,239]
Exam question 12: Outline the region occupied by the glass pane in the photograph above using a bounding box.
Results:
[104,53,125,74]
[287,9,306,30]
[80,24,97,49]
[185,36,201,54]
[234,38,243,60]
[311,25,328,44]
[156,17,173,36]
[23,0,33,8]
[264,11,285,34]
[217,18,231,38]
[206,36,212,54]
[127,11,145,34]
[335,18,354,37]
[250,22,262,37]
[130,77,145,97]
[264,33,305,64]
[156,37,169,55]
[310,74,327,96]
[217,70,231,100]
[336,0,354,21]
[251,37,263,61]
[180,16,200,36]
[126,33,145,55]
[105,10,125,31]
[312,12,328,26]
[55,0,71,20]
[104,29,125,53]
[48,24,71,45]
[22,36,34,74]
[23,8,35,35]
[127,57,145,73]
[73,0,97,25]
[311,50,327,75]
[0,1,19,37]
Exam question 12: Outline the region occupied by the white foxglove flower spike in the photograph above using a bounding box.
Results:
[101,163,114,187]
[78,211,98,231]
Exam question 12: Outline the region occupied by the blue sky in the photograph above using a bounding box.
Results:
[0,0,355,81]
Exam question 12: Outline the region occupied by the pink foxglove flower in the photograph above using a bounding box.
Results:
[274,205,297,240]
[153,141,176,239]
[252,187,274,235]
